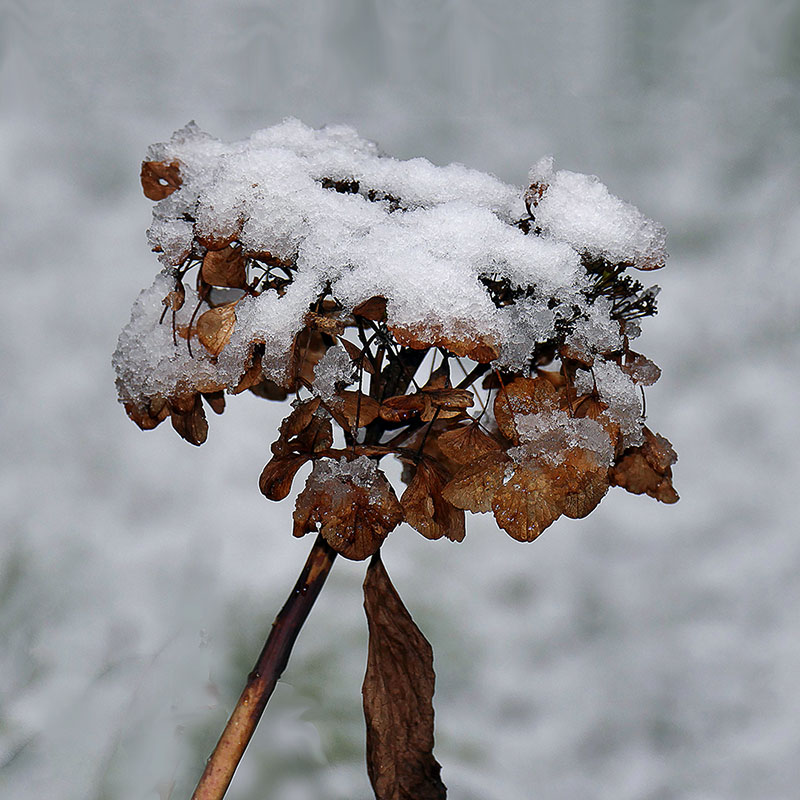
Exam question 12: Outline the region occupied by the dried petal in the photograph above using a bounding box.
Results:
[380,393,427,423]
[621,351,661,386]
[201,246,248,289]
[327,390,380,430]
[401,459,465,542]
[169,395,208,446]
[610,428,678,503]
[391,322,499,363]
[441,450,510,513]
[353,295,387,321]
[196,304,237,357]
[305,311,345,336]
[491,465,561,541]
[293,460,404,560]
[493,375,558,442]
[340,338,376,375]
[363,555,447,800]
[140,160,182,201]
[259,454,311,501]
[419,388,474,422]
[202,390,226,415]
[437,423,502,465]
[124,400,168,431]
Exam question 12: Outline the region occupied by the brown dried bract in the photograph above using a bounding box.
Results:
[390,321,499,363]
[169,394,208,446]
[353,295,388,321]
[292,461,404,560]
[362,555,447,800]
[201,245,248,289]
[124,399,169,431]
[259,454,311,501]
[272,397,333,457]
[621,351,662,386]
[196,303,237,357]
[441,450,510,514]
[610,427,678,503]
[401,459,465,542]
[327,391,380,431]
[437,422,502,465]
[140,160,182,201]
[493,375,558,442]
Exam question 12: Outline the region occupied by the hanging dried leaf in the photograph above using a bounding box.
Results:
[196,304,237,357]
[380,393,427,423]
[140,160,182,201]
[610,428,678,503]
[353,295,388,321]
[621,351,661,386]
[493,375,558,442]
[286,327,328,391]
[293,461,404,560]
[390,321,499,363]
[363,555,447,800]
[437,423,502,465]
[231,347,266,394]
[305,310,345,336]
[340,338,377,375]
[441,450,510,513]
[328,390,380,430]
[401,459,465,542]
[124,400,168,431]
[169,394,208,446]
[201,246,248,289]
[419,388,474,422]
[163,281,185,312]
[272,397,333,457]
[259,454,311,501]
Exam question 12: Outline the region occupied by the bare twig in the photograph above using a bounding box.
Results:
[190,535,337,800]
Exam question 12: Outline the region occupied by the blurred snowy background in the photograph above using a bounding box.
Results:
[1,1,799,798]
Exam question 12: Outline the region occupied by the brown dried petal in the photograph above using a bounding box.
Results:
[140,160,182,201]
[305,311,345,336]
[196,304,237,357]
[169,395,208,446]
[491,465,561,541]
[363,555,447,800]
[340,338,376,375]
[259,454,311,501]
[124,400,168,431]
[493,375,558,442]
[441,450,510,513]
[436,423,502,465]
[201,246,248,289]
[353,295,388,321]
[272,397,325,456]
[391,322,500,363]
[163,282,186,312]
[401,460,465,542]
[420,388,474,422]
[287,328,328,391]
[292,463,404,560]
[328,390,380,430]
[202,390,226,415]
[610,428,678,503]
[380,393,427,423]
[621,352,662,386]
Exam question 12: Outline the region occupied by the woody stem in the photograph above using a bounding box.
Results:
[189,534,337,800]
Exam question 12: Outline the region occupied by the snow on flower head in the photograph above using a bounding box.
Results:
[114,120,676,556]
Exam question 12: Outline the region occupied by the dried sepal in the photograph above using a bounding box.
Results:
[353,295,387,321]
[441,450,510,514]
[163,281,186,312]
[305,310,345,336]
[272,397,333,457]
[390,322,499,363]
[621,351,661,386]
[201,245,248,289]
[401,459,465,542]
[610,427,678,503]
[493,375,558,442]
[202,390,226,415]
[362,555,447,800]
[196,303,237,357]
[327,390,380,430]
[259,454,311,501]
[340,338,376,375]
[286,327,328,391]
[140,160,182,201]
[169,394,208,446]
[123,399,169,431]
[292,459,404,560]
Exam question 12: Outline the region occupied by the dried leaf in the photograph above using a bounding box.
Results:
[380,393,427,423]
[493,375,558,442]
[124,400,168,431]
[201,246,248,289]
[401,460,465,542]
[196,304,237,357]
[293,461,404,560]
[305,311,345,336]
[363,556,447,800]
[441,450,510,513]
[259,454,311,501]
[437,422,502,465]
[140,160,182,201]
[169,395,208,446]
[490,465,562,541]
[353,295,388,321]
[286,327,328,391]
[163,281,185,312]
[391,321,499,363]
[272,397,331,456]
[611,428,678,503]
[420,388,474,422]
[327,390,380,430]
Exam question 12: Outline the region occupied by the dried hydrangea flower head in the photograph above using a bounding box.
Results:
[115,119,676,558]
[114,121,678,800]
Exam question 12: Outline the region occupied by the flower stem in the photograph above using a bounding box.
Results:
[190,534,337,800]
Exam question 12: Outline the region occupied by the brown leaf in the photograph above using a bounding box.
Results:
[286,327,328,391]
[391,321,499,363]
[493,375,558,442]
[621,352,661,386]
[491,465,562,541]
[169,395,208,446]
[401,459,465,542]
[201,246,248,289]
[380,393,427,423]
[163,281,185,312]
[437,422,502,465]
[196,304,237,357]
[419,388,474,422]
[362,555,447,800]
[353,295,388,321]
[327,390,380,430]
[140,160,182,201]
[293,460,404,560]
[202,390,226,415]
[124,400,168,431]
[441,450,510,513]
[340,338,376,375]
[610,428,678,503]
[259,454,311,501]
[305,311,345,336]
[272,397,333,456]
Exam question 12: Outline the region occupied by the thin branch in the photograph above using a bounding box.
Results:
[190,535,337,800]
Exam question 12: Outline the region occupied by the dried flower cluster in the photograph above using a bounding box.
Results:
[114,122,677,800]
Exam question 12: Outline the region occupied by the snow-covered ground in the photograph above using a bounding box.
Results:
[1,2,799,798]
